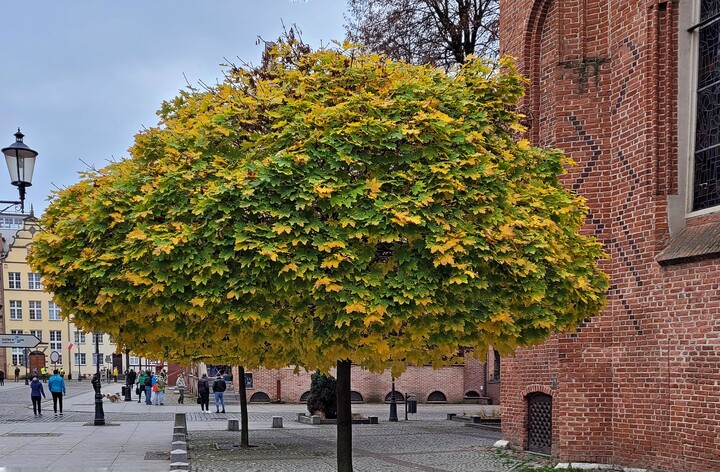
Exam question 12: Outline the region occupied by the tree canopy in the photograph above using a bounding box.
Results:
[345,0,499,68]
[29,41,608,376]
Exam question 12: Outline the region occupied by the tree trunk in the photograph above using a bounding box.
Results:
[336,359,353,472]
[239,365,249,447]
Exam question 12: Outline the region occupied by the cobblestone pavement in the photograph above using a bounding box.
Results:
[0,379,547,471]
[186,414,523,472]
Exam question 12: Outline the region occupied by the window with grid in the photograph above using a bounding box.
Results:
[49,331,62,363]
[692,1,720,210]
[11,330,24,365]
[93,352,104,366]
[30,330,43,342]
[28,272,42,290]
[29,301,42,320]
[74,331,86,344]
[0,216,23,229]
[75,353,87,366]
[27,273,41,290]
[48,302,61,321]
[94,332,104,344]
[9,300,22,320]
[8,272,21,289]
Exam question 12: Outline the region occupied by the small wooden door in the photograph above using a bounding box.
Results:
[527,392,553,455]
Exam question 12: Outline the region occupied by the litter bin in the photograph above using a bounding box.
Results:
[406,393,417,416]
[121,385,127,397]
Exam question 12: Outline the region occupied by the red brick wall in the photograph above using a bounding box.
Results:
[235,363,483,404]
[500,1,720,471]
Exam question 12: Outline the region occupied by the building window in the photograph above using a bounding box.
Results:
[0,216,24,229]
[48,302,61,321]
[30,330,43,342]
[108,335,116,344]
[75,353,87,366]
[94,332,104,344]
[11,329,24,366]
[28,273,41,290]
[8,272,21,289]
[9,300,22,320]
[50,331,62,352]
[93,352,104,366]
[29,301,42,320]
[493,350,501,381]
[692,2,720,211]
[74,331,86,344]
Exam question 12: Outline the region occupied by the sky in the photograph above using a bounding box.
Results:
[0,1,348,214]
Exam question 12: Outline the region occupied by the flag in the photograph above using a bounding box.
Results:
[67,342,74,350]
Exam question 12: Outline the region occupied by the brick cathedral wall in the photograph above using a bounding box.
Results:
[235,364,468,404]
[499,1,720,471]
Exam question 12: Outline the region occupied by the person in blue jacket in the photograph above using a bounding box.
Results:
[48,369,67,417]
[30,377,46,416]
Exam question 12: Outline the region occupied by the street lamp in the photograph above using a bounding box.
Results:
[1,128,37,213]
[0,129,36,385]
[92,332,105,425]
[389,376,398,422]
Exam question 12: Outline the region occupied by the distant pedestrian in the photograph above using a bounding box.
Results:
[126,369,136,401]
[14,366,20,382]
[0,370,4,386]
[151,371,158,404]
[48,369,66,416]
[113,367,118,382]
[32,368,38,379]
[59,367,65,378]
[40,367,48,383]
[136,370,146,403]
[212,375,227,413]
[30,377,46,416]
[143,370,152,405]
[198,374,210,412]
[155,372,167,405]
[176,374,186,404]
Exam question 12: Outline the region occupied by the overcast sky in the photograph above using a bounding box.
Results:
[0,1,347,214]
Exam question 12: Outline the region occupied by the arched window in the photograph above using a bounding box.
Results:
[384,391,405,402]
[427,391,447,402]
[249,391,271,403]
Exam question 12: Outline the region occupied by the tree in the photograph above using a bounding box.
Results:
[307,371,338,419]
[29,40,608,472]
[345,0,499,68]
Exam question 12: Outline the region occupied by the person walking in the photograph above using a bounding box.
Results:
[30,377,46,416]
[176,374,186,404]
[48,369,66,417]
[59,367,65,378]
[212,374,227,413]
[14,366,20,382]
[143,370,153,405]
[198,373,210,412]
[113,366,118,383]
[0,370,5,386]
[136,370,146,403]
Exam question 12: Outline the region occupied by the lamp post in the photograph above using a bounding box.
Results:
[92,332,105,425]
[0,129,36,380]
[389,376,398,422]
[1,129,37,212]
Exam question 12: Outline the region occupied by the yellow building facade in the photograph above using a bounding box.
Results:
[0,214,144,380]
